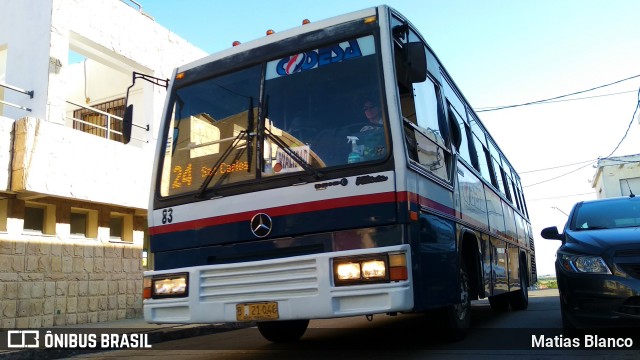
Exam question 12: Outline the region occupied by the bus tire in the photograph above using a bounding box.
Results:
[257,320,309,343]
[509,261,529,310]
[439,264,471,341]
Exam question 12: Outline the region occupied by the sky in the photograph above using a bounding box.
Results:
[132,0,640,276]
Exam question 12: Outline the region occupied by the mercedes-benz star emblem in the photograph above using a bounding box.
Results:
[250,213,272,238]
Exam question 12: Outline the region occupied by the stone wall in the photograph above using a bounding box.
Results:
[0,197,145,329]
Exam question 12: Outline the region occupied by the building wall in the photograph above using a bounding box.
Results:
[0,0,208,328]
[0,117,13,191]
[592,154,640,198]
[0,0,207,208]
[0,0,51,120]
[65,59,132,113]
[0,197,146,328]
[11,117,151,208]
[48,0,206,141]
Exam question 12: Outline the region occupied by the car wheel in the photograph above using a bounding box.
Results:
[509,262,529,310]
[257,320,309,343]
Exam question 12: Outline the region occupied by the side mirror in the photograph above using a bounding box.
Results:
[406,42,427,83]
[120,72,169,145]
[122,104,133,144]
[396,42,427,87]
[540,226,563,241]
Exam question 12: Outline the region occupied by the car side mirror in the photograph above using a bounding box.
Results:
[540,226,563,241]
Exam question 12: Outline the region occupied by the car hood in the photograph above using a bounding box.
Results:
[562,227,640,255]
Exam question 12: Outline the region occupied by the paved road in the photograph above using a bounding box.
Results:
[61,289,639,359]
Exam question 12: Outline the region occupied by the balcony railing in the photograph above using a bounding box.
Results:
[67,100,125,142]
[66,100,148,143]
[0,82,33,112]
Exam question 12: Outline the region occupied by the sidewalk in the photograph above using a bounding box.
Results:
[1,318,250,360]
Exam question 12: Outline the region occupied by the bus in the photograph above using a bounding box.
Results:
[127,5,537,342]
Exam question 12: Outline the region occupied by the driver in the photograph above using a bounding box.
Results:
[352,98,386,161]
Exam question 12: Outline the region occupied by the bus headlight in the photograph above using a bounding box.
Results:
[144,273,189,299]
[361,260,386,279]
[334,253,407,286]
[336,262,361,281]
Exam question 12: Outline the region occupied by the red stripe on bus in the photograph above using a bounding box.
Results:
[399,191,455,216]
[149,191,398,235]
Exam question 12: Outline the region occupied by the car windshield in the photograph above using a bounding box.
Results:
[159,35,387,197]
[571,198,640,230]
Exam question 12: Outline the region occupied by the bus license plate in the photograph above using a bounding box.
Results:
[236,302,279,321]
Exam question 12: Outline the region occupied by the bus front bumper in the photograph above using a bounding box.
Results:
[143,245,414,324]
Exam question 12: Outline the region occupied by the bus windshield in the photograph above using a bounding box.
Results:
[160,35,387,197]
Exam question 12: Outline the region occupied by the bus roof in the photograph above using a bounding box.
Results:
[175,6,382,73]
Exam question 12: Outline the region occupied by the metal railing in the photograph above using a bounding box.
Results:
[120,0,154,20]
[67,100,125,142]
[0,82,33,112]
[66,100,148,143]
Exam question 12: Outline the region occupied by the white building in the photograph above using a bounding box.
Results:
[0,0,206,328]
[592,154,640,198]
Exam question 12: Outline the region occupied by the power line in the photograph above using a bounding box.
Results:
[528,192,594,202]
[476,90,637,110]
[603,88,640,158]
[523,162,595,188]
[519,159,597,174]
[476,74,640,113]
[515,83,640,187]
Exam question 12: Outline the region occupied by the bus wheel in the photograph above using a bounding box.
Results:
[257,320,309,343]
[439,265,471,341]
[509,263,529,310]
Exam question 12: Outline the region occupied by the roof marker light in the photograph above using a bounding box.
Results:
[364,16,377,24]
[266,29,275,35]
[302,19,310,25]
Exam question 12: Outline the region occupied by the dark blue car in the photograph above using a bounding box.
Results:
[541,195,640,329]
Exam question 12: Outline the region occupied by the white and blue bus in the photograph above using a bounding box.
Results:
[129,5,537,342]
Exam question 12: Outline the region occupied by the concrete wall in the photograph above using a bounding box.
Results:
[593,154,640,198]
[0,0,206,206]
[0,0,208,328]
[0,117,13,191]
[0,0,51,120]
[12,117,151,208]
[49,0,206,141]
[0,196,146,328]
[65,59,132,110]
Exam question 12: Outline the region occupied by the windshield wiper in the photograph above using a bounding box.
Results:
[195,130,249,199]
[195,97,256,199]
[263,127,323,180]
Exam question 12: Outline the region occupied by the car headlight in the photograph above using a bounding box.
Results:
[558,253,611,274]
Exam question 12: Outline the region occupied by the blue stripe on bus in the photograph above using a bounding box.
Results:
[150,201,398,254]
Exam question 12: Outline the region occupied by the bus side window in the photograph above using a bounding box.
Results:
[400,93,417,124]
[413,78,448,146]
[471,133,492,183]
[401,78,452,182]
[448,105,472,165]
